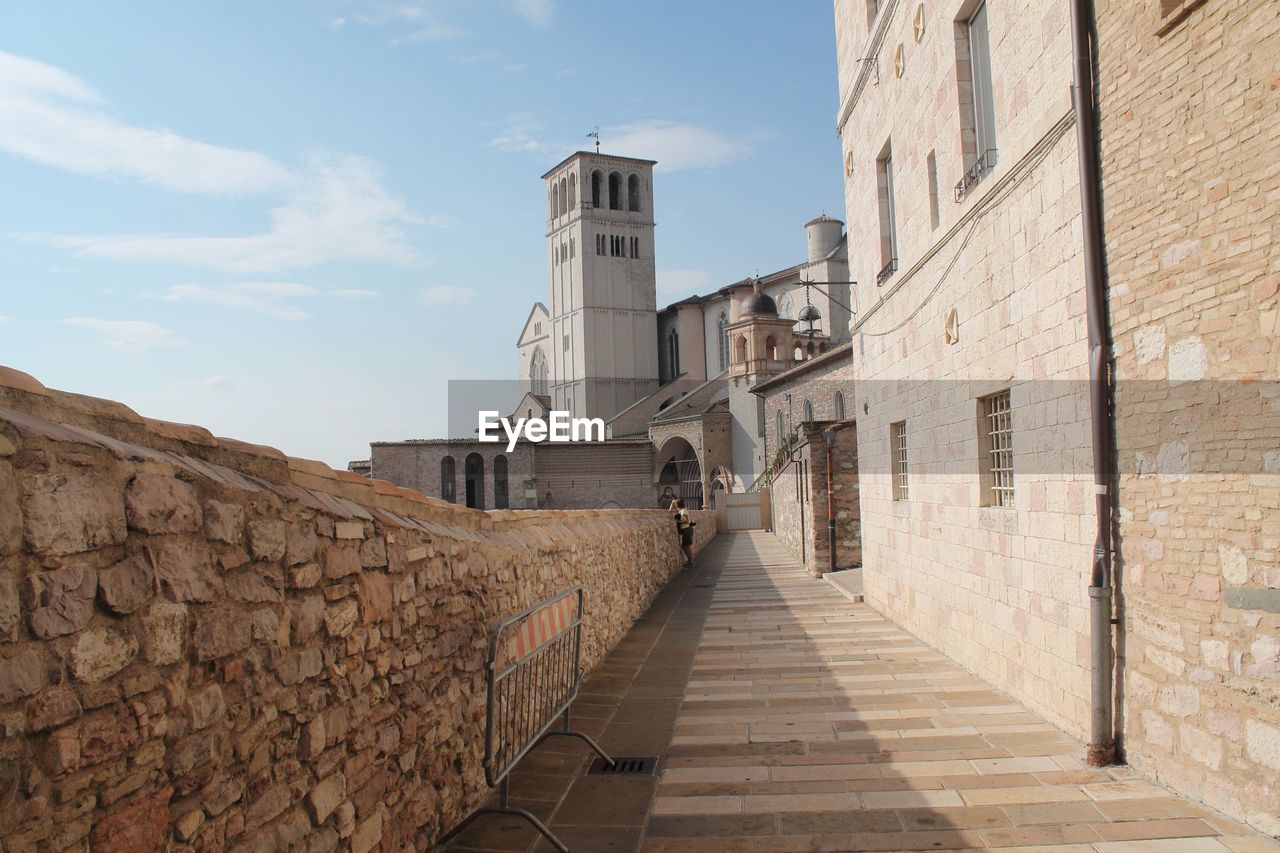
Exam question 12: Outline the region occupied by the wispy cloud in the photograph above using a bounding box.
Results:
[0,314,9,323]
[53,152,426,273]
[489,115,563,156]
[342,1,554,43]
[63,318,185,352]
[489,118,751,172]
[0,51,291,195]
[658,269,711,300]
[351,3,465,44]
[607,121,751,172]
[154,282,317,320]
[421,285,475,305]
[334,288,381,299]
[505,0,554,28]
[1,51,428,274]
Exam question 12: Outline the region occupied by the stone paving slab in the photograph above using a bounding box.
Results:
[438,532,1276,852]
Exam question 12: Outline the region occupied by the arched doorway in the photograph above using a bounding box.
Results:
[464,453,485,509]
[656,436,703,509]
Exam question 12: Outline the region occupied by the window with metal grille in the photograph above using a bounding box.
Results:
[891,420,908,500]
[980,390,1013,507]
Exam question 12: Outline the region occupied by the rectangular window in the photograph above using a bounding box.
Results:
[891,420,908,500]
[979,390,1013,507]
[631,236,639,258]
[876,147,898,284]
[969,3,996,159]
[956,1,997,199]
[562,334,570,352]
[570,237,575,258]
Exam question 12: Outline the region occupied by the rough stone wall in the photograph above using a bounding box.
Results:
[0,366,715,852]
[767,423,861,578]
[1096,0,1280,836]
[835,0,1097,741]
[760,355,855,470]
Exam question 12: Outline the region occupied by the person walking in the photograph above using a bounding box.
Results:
[669,498,695,567]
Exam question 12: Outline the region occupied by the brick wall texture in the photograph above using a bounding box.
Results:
[1097,0,1280,836]
[760,358,861,576]
[0,366,715,851]
[768,422,861,577]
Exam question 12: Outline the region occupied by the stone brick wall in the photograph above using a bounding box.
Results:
[758,352,860,575]
[369,441,536,510]
[0,366,715,851]
[767,422,861,577]
[835,0,1097,742]
[1097,0,1280,836]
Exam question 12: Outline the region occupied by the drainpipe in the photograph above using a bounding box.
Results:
[824,429,837,575]
[1071,0,1117,767]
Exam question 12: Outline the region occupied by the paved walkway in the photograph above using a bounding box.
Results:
[441,532,1275,852]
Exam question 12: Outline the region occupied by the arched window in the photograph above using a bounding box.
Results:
[464,453,485,509]
[627,174,641,211]
[803,400,814,422]
[591,171,602,207]
[494,455,509,509]
[835,390,846,420]
[667,328,680,379]
[764,335,777,360]
[530,347,548,396]
[775,410,783,442]
[734,335,748,365]
[441,456,456,503]
[608,171,622,210]
[558,178,567,216]
[549,187,557,219]
[717,312,728,371]
[794,341,804,361]
[568,173,577,210]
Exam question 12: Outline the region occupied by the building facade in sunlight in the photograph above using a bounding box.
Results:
[833,0,1280,836]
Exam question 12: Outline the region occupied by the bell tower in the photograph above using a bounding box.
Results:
[542,151,659,421]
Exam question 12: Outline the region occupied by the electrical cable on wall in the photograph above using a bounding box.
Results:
[857,111,1077,338]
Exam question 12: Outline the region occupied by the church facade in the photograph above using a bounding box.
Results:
[361,149,856,514]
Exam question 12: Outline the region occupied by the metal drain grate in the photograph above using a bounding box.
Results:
[588,756,656,776]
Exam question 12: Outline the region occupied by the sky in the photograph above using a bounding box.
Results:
[0,1,846,466]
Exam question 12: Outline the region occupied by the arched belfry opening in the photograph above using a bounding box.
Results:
[464,453,485,509]
[590,170,602,208]
[627,174,641,211]
[567,173,577,210]
[608,171,622,210]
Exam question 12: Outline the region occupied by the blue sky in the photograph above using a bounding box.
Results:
[0,1,845,466]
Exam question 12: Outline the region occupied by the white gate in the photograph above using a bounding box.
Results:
[715,489,770,531]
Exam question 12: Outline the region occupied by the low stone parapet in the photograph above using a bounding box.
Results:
[0,366,715,851]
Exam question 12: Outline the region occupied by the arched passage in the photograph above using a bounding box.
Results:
[655,436,703,510]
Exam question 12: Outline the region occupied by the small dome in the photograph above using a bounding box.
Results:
[741,280,777,317]
[798,304,821,322]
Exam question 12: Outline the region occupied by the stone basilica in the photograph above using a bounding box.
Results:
[357,149,853,511]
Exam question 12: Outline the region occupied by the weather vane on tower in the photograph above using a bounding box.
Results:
[586,126,600,153]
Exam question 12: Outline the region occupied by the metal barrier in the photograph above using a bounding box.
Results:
[437,587,613,852]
